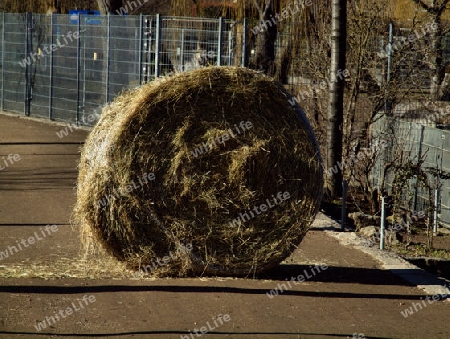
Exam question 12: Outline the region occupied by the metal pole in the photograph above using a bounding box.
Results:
[145,17,152,81]
[434,135,445,233]
[385,23,393,114]
[341,179,347,230]
[180,28,184,71]
[76,14,81,124]
[217,17,223,66]
[48,13,54,120]
[413,124,425,211]
[25,12,32,116]
[105,14,111,103]
[228,29,232,66]
[138,14,143,84]
[241,18,247,67]
[386,23,393,84]
[25,12,28,115]
[154,14,161,78]
[82,18,86,122]
[1,12,5,111]
[380,196,386,250]
[434,188,439,233]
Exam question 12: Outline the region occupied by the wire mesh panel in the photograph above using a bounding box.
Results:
[108,15,142,103]
[418,127,447,220]
[0,13,3,111]
[372,116,450,227]
[28,13,52,119]
[142,16,235,80]
[50,13,83,123]
[0,13,239,123]
[3,13,27,114]
[78,14,108,124]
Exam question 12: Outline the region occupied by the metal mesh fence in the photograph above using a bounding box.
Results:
[1,13,27,114]
[0,13,237,125]
[140,16,236,80]
[108,15,142,103]
[2,12,450,227]
[50,14,80,122]
[371,116,450,226]
[30,13,52,119]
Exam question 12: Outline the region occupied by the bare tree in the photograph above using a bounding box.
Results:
[411,0,450,100]
[96,0,123,14]
[285,0,436,210]
[251,0,277,75]
[326,0,347,197]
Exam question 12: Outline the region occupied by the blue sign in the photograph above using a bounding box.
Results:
[69,10,101,25]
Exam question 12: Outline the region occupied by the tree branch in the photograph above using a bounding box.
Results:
[251,0,263,16]
[411,0,432,11]
[412,0,450,14]
[438,0,450,13]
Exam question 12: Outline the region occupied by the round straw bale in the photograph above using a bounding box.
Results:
[73,66,323,277]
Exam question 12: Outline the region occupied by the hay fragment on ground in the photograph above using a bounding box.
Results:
[73,66,323,277]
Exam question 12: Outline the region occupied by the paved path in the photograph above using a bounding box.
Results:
[0,112,449,339]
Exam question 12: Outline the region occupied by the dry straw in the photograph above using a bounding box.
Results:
[73,66,323,277]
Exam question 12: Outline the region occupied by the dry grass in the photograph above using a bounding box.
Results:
[0,255,131,280]
[72,66,323,277]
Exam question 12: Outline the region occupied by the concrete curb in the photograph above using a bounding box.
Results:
[312,212,450,298]
[325,228,450,298]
